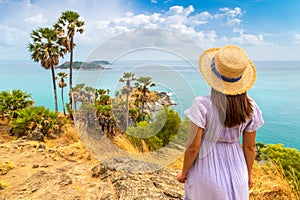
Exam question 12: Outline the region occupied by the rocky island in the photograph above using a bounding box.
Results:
[56,60,111,70]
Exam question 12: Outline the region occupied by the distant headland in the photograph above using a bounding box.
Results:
[56,60,111,70]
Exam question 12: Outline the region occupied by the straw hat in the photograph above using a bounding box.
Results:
[199,45,256,95]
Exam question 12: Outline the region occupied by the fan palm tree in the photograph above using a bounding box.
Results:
[0,89,34,119]
[72,83,85,111]
[84,86,95,104]
[57,72,68,115]
[28,27,64,112]
[54,10,84,106]
[119,72,135,129]
[134,76,156,114]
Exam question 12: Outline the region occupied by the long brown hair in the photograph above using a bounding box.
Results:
[210,88,253,128]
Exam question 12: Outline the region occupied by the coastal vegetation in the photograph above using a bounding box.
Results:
[0,10,297,199]
[1,85,300,198]
[28,10,84,112]
[256,143,300,197]
[11,106,66,141]
[0,90,34,119]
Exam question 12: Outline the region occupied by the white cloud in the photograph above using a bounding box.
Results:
[151,0,157,3]
[197,12,213,20]
[293,34,300,44]
[0,3,294,60]
[25,0,32,8]
[0,25,27,47]
[79,5,247,50]
[219,7,242,18]
[165,5,194,17]
[215,7,243,26]
[231,28,263,45]
[226,18,242,26]
[25,14,48,26]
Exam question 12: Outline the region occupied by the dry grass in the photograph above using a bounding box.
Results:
[167,153,184,170]
[45,124,79,148]
[0,161,13,190]
[45,124,97,163]
[168,155,298,200]
[113,134,151,154]
[0,179,9,190]
[0,161,14,175]
[0,115,9,125]
[113,135,142,153]
[251,162,298,200]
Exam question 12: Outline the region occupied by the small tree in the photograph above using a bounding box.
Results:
[57,72,68,115]
[134,76,155,114]
[119,72,135,129]
[73,83,85,109]
[125,107,182,151]
[155,107,181,146]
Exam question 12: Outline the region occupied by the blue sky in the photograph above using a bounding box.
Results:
[0,0,300,60]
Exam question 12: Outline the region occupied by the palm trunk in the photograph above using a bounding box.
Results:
[126,92,129,129]
[51,66,58,112]
[141,87,146,113]
[69,35,74,108]
[61,86,65,115]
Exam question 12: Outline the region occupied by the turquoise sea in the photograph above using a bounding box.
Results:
[1,60,300,150]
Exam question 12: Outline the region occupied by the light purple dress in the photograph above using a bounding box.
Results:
[184,96,264,200]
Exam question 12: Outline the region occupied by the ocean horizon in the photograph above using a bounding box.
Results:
[1,59,299,150]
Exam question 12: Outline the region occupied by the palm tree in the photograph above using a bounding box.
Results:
[0,89,34,119]
[115,91,121,98]
[72,83,85,111]
[57,72,68,115]
[54,10,84,106]
[134,76,156,114]
[29,27,64,112]
[95,89,110,105]
[119,72,135,129]
[84,86,95,104]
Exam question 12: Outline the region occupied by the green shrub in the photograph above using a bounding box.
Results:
[155,107,181,146]
[11,106,65,138]
[172,117,190,147]
[125,107,183,151]
[0,89,34,119]
[259,143,300,195]
[126,121,163,151]
[260,144,300,179]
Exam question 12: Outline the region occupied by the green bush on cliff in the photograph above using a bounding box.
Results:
[125,107,182,151]
[0,89,34,119]
[259,143,300,193]
[11,106,66,139]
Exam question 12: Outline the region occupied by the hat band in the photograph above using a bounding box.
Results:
[211,58,242,83]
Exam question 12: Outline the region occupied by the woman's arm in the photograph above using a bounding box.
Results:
[177,122,203,183]
[242,131,257,187]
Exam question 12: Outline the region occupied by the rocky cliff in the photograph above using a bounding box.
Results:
[0,124,296,200]
[0,127,183,200]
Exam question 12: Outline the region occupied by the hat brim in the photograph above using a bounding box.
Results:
[199,48,256,95]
